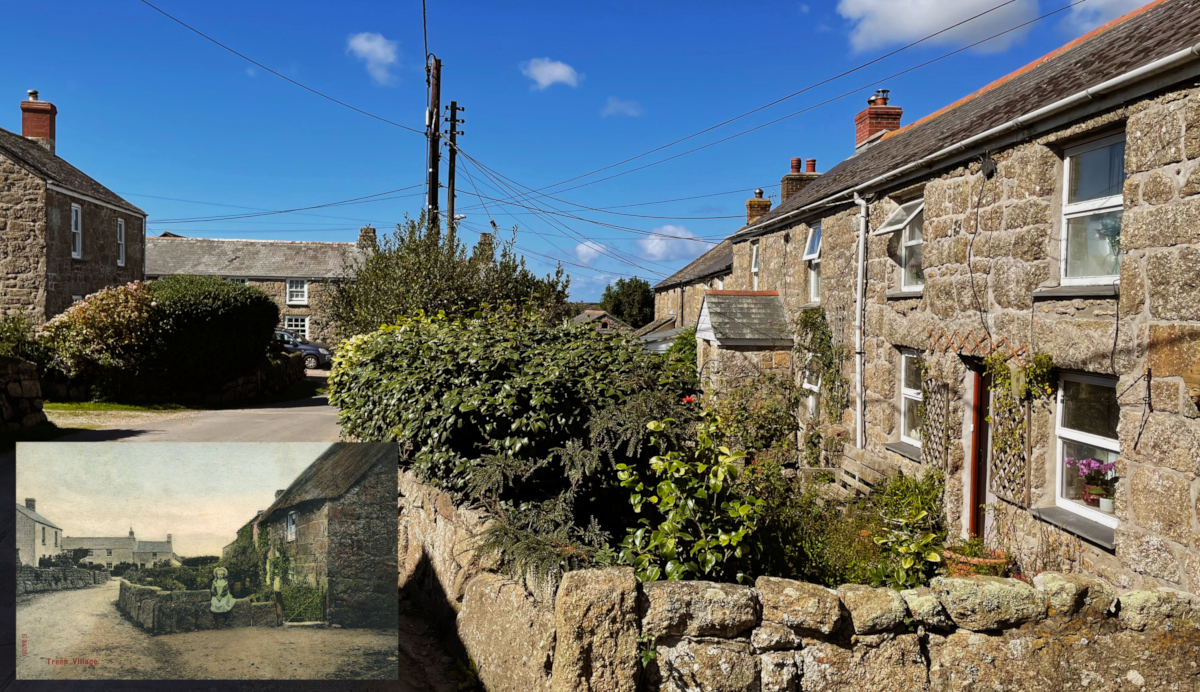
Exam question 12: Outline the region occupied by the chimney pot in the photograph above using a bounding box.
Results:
[20,91,57,155]
[746,189,772,226]
[781,158,822,202]
[129,527,135,537]
[25,498,35,512]
[855,90,902,151]
[790,157,802,174]
[806,159,817,173]
[275,489,285,499]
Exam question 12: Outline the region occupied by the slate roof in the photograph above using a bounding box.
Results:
[0,127,144,215]
[633,316,677,337]
[134,541,173,553]
[146,235,363,279]
[738,0,1200,236]
[15,503,61,530]
[62,536,135,549]
[654,239,734,289]
[640,326,687,343]
[260,442,395,523]
[700,291,792,342]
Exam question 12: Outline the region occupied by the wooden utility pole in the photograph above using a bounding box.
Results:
[426,56,442,227]
[445,101,464,230]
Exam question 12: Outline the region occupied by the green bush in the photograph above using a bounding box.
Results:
[124,562,215,591]
[146,274,279,388]
[865,471,947,589]
[330,308,690,494]
[0,314,46,364]
[662,327,699,391]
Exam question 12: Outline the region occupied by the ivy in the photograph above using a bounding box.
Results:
[793,308,849,424]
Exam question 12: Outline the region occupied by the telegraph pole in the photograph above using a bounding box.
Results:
[444,101,464,230]
[425,56,442,227]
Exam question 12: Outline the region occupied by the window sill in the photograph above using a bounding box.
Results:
[1032,285,1118,300]
[798,301,820,310]
[886,290,923,301]
[883,441,922,463]
[1028,505,1115,551]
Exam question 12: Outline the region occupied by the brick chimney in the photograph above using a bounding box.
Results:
[746,188,771,226]
[25,498,35,512]
[166,534,172,544]
[129,527,135,537]
[21,90,56,155]
[781,157,821,202]
[357,225,377,251]
[854,89,902,152]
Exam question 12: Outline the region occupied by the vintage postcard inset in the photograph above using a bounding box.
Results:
[15,441,399,680]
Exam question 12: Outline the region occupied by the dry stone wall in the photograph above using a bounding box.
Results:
[0,154,48,320]
[116,579,278,635]
[16,566,108,595]
[0,356,45,432]
[399,469,1200,691]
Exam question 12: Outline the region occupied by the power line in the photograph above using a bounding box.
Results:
[151,186,425,224]
[138,0,425,136]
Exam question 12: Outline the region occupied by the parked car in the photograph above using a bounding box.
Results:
[273,329,332,370]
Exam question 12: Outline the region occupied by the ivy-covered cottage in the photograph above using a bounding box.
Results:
[253,442,397,629]
[1,91,147,321]
[704,0,1200,595]
[145,228,375,344]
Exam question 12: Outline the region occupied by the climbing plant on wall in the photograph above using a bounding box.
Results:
[793,308,850,423]
[983,352,1056,506]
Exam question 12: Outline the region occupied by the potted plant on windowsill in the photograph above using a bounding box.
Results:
[1066,457,1118,513]
[943,536,1012,577]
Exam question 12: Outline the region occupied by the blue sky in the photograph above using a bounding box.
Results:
[1,0,1150,300]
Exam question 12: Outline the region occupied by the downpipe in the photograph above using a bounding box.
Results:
[853,193,868,450]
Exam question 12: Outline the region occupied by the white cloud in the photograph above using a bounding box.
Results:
[636,225,705,262]
[1061,0,1151,34]
[346,32,400,85]
[799,3,810,13]
[601,97,644,118]
[245,67,256,78]
[836,0,1038,54]
[576,241,606,264]
[521,58,582,90]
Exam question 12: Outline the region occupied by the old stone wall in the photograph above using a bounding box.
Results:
[16,566,108,595]
[655,276,727,330]
[116,579,278,634]
[251,278,338,345]
[0,356,45,432]
[327,459,397,629]
[264,500,329,594]
[43,188,144,320]
[725,84,1200,596]
[400,470,1200,691]
[0,153,48,320]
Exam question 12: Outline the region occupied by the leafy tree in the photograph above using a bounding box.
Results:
[599,278,654,328]
[323,214,569,337]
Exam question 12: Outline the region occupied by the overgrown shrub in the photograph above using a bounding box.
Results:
[0,314,46,364]
[146,274,279,389]
[710,372,802,461]
[662,327,699,391]
[124,562,215,591]
[866,471,947,589]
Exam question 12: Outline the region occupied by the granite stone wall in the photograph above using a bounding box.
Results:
[655,275,727,330]
[725,84,1200,596]
[399,470,1200,691]
[326,459,397,629]
[16,566,108,595]
[116,579,278,634]
[0,356,45,432]
[0,154,48,320]
[251,278,338,345]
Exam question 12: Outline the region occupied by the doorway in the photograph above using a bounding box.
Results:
[967,368,995,538]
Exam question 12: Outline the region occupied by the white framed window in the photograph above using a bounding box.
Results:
[802,354,822,417]
[286,279,309,305]
[1054,373,1120,528]
[805,223,822,302]
[715,276,724,290]
[286,511,298,542]
[106,562,112,569]
[117,219,126,267]
[1061,133,1125,285]
[750,242,760,290]
[900,351,923,447]
[901,209,924,290]
[107,549,112,556]
[284,315,309,340]
[70,203,82,259]
[227,277,249,285]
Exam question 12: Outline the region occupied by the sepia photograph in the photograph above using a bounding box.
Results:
[15,441,398,681]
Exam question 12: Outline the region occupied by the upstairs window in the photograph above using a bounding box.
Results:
[117,219,126,267]
[286,279,309,305]
[107,549,112,556]
[41,527,46,546]
[750,242,760,291]
[877,199,925,291]
[287,511,298,542]
[54,531,58,547]
[804,224,822,302]
[1056,373,1120,527]
[1062,134,1124,284]
[227,278,248,285]
[900,352,924,447]
[70,204,82,259]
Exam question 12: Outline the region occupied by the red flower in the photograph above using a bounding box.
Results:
[682,395,696,404]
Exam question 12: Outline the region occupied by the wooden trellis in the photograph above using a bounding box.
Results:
[919,377,950,472]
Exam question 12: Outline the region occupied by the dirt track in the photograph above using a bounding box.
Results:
[15,580,428,683]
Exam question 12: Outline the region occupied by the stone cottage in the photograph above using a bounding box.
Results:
[15,498,61,567]
[1,91,147,321]
[144,228,374,344]
[572,308,632,334]
[253,442,397,628]
[62,528,179,570]
[707,0,1200,595]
